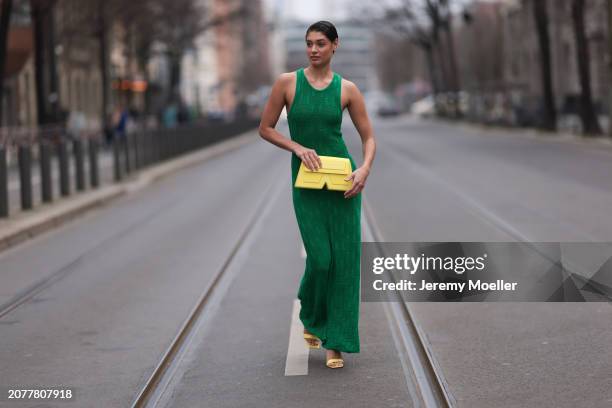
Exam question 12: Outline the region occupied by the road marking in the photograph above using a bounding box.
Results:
[300,242,306,258]
[285,298,309,376]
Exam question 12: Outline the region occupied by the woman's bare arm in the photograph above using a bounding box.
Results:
[346,81,376,172]
[342,80,376,198]
[258,74,322,171]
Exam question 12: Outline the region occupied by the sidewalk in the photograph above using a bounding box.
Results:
[425,114,612,156]
[0,129,260,254]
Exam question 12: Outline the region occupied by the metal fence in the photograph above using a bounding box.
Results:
[0,118,260,219]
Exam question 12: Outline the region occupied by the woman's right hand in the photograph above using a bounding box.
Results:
[294,145,322,171]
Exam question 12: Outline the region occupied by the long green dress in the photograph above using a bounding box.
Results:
[288,67,362,353]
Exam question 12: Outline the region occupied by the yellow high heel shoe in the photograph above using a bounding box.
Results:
[326,357,344,369]
[303,332,321,349]
[326,350,344,369]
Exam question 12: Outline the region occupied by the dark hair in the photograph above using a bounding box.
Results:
[305,21,339,43]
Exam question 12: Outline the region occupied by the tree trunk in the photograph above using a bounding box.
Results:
[532,0,557,131]
[31,1,47,125]
[96,0,110,132]
[46,3,58,123]
[168,53,181,104]
[571,0,602,135]
[606,0,612,137]
[433,35,449,93]
[443,16,461,117]
[0,0,14,126]
[423,45,439,96]
[444,29,459,91]
[125,25,134,107]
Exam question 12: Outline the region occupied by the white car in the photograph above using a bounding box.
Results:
[411,95,435,117]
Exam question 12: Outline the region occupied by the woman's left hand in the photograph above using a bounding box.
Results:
[344,166,369,199]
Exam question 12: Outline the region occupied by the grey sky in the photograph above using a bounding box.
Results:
[264,0,477,23]
[264,0,351,21]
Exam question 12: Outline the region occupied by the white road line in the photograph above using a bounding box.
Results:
[300,242,306,258]
[285,298,310,376]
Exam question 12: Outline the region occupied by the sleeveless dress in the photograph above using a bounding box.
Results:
[287,67,362,353]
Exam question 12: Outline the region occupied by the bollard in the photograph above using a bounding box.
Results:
[40,138,53,203]
[144,131,152,167]
[140,131,147,167]
[113,137,122,181]
[57,139,70,196]
[88,137,99,188]
[149,131,156,165]
[160,131,167,161]
[18,144,33,210]
[148,131,154,165]
[122,135,130,175]
[133,130,140,170]
[0,147,8,217]
[168,132,174,158]
[74,138,85,191]
[153,130,162,163]
[180,129,186,154]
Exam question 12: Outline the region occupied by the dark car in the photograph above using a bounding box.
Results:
[377,104,400,117]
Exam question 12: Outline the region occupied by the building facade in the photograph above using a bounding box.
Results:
[501,0,609,112]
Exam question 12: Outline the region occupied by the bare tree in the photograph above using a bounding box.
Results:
[149,0,246,104]
[438,0,461,94]
[370,0,462,116]
[608,0,612,137]
[29,0,63,125]
[532,0,557,131]
[0,0,14,125]
[369,2,441,96]
[455,3,504,93]
[374,32,424,92]
[571,0,602,135]
[56,0,128,128]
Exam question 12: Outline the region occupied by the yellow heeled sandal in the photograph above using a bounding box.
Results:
[326,357,344,369]
[303,332,321,349]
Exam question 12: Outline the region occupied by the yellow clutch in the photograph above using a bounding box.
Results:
[294,155,353,191]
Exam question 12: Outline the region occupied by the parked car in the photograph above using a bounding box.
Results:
[373,93,400,118]
[377,104,400,117]
[411,95,435,117]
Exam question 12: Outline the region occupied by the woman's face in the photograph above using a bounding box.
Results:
[305,31,337,66]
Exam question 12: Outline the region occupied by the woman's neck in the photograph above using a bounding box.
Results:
[306,64,332,80]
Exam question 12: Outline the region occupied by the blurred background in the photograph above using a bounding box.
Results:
[1,0,610,137]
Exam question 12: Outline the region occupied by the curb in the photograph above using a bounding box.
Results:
[0,129,260,254]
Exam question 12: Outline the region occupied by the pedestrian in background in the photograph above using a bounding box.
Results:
[112,104,129,142]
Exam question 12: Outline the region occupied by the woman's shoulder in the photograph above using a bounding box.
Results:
[340,78,361,96]
[274,71,299,88]
[278,70,300,81]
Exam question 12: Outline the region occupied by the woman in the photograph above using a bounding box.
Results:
[259,21,376,369]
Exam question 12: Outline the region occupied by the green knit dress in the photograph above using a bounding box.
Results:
[288,67,362,353]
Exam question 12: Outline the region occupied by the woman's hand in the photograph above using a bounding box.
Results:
[294,145,322,171]
[344,166,369,199]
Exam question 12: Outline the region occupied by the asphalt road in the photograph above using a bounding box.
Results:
[1,114,611,407]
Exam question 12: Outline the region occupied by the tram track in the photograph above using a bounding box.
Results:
[0,198,179,319]
[359,139,612,407]
[363,197,455,408]
[382,141,612,300]
[130,178,283,407]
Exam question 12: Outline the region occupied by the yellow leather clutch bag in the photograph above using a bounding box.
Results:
[294,155,353,191]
